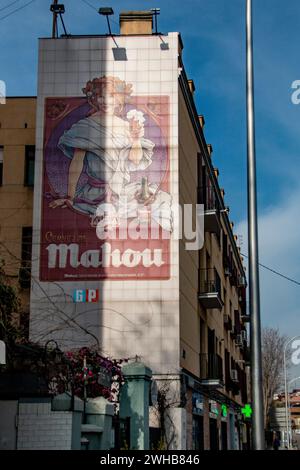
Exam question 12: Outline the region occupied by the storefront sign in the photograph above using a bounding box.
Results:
[241,404,252,419]
[221,404,228,418]
[209,400,219,416]
[192,392,204,415]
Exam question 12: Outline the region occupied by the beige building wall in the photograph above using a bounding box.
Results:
[178,87,200,377]
[178,78,248,408]
[0,97,36,317]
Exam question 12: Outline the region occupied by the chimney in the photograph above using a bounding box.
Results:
[188,79,195,95]
[221,188,225,199]
[198,115,205,129]
[120,11,153,35]
[214,168,219,179]
[207,144,213,157]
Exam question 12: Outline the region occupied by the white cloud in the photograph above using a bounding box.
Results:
[236,186,300,336]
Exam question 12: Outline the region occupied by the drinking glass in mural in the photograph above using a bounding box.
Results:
[41,76,171,281]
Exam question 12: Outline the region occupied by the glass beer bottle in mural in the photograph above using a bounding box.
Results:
[49,76,172,236]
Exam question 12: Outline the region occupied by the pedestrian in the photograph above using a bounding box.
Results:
[273,436,280,451]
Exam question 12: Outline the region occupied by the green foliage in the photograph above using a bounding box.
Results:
[0,261,21,344]
[152,437,167,451]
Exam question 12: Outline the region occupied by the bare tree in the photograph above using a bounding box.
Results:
[262,327,288,428]
[151,378,183,450]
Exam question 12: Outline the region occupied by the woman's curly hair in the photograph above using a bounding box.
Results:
[82,76,133,115]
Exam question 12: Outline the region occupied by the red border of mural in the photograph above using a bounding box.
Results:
[40,96,171,281]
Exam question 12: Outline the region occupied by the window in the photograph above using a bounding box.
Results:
[19,227,32,289]
[0,146,3,186]
[24,145,35,186]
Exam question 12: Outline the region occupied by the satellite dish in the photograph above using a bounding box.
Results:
[0,341,6,365]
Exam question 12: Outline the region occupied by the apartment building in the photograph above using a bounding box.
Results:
[0,11,250,450]
[0,98,36,335]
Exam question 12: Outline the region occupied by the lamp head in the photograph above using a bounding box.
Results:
[99,7,114,16]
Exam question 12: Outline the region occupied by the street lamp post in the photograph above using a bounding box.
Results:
[246,0,265,450]
[284,336,300,448]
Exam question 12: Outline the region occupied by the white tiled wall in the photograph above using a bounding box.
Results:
[17,402,73,450]
[31,33,181,375]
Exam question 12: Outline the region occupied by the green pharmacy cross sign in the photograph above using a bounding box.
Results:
[221,404,228,418]
[242,404,253,419]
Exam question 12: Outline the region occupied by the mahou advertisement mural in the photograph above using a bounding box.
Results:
[40,76,171,281]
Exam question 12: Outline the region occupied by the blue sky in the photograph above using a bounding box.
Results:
[1,0,300,365]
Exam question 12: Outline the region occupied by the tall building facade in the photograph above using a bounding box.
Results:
[0,97,36,335]
[0,11,250,450]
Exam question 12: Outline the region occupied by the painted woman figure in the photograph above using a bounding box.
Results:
[49,76,172,232]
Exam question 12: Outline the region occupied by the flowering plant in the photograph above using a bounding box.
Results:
[49,347,128,402]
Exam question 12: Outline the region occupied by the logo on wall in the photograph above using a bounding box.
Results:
[40,75,171,281]
[73,289,99,303]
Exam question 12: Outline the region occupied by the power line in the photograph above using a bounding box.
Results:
[241,253,300,287]
[0,0,21,13]
[0,0,36,21]
[79,0,97,11]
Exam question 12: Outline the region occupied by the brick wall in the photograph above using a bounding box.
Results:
[17,401,74,450]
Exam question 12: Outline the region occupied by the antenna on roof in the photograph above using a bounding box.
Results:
[150,8,160,34]
[50,2,68,38]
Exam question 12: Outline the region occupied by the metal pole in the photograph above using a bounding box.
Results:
[59,12,68,36]
[106,15,112,36]
[52,0,58,38]
[284,347,289,448]
[246,0,265,450]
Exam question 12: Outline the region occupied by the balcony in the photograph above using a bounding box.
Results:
[224,314,233,331]
[243,345,251,366]
[225,368,241,395]
[239,286,247,316]
[198,186,221,236]
[199,353,223,388]
[199,268,223,310]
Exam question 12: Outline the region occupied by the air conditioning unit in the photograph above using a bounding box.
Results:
[224,314,230,325]
[231,369,239,382]
[235,334,243,347]
[241,330,247,342]
[238,275,246,287]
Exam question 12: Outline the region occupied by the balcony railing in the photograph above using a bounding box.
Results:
[199,353,223,387]
[199,268,223,310]
[198,186,221,235]
[198,186,220,211]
